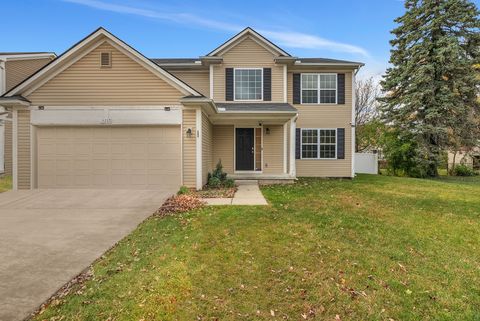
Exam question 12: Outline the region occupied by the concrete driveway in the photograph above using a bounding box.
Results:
[0,188,172,321]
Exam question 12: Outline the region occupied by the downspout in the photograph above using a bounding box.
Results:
[351,68,357,178]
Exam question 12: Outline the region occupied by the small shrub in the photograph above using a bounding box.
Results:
[208,176,221,188]
[223,178,235,188]
[206,160,235,188]
[177,186,190,195]
[452,164,477,177]
[211,160,227,181]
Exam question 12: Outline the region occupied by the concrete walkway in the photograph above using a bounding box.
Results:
[204,180,268,205]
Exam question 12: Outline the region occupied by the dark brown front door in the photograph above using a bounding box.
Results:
[235,128,254,171]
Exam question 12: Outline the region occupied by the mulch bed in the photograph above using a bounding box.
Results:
[194,187,237,198]
[155,194,205,216]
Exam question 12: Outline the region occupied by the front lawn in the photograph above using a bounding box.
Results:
[0,175,11,192]
[34,175,480,321]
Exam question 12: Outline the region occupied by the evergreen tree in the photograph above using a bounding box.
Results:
[380,0,480,177]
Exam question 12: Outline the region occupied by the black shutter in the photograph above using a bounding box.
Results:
[293,73,301,104]
[337,128,345,159]
[295,128,301,159]
[337,74,345,104]
[263,68,271,101]
[225,68,234,101]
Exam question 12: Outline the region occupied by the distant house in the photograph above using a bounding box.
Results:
[0,52,56,174]
[448,147,480,170]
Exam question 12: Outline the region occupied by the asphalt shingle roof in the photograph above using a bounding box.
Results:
[0,52,53,55]
[298,57,363,65]
[216,103,297,113]
[151,58,199,65]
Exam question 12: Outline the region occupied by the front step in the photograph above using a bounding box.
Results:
[234,179,258,186]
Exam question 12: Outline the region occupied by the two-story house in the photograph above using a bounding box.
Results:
[0,27,363,190]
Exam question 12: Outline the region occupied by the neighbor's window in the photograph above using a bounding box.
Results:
[301,74,337,104]
[301,129,337,159]
[234,68,262,100]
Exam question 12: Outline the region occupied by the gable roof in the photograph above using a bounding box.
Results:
[207,27,290,57]
[3,27,201,98]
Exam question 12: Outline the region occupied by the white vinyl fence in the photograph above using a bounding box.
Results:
[355,152,378,174]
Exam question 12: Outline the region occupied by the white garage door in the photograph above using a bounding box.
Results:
[36,126,181,190]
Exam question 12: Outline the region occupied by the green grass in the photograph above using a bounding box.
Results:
[0,175,12,192]
[34,175,480,321]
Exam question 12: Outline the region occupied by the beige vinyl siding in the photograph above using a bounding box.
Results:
[212,36,284,102]
[288,70,353,177]
[5,58,52,92]
[170,70,209,97]
[212,125,234,174]
[183,109,197,188]
[17,110,31,189]
[27,42,184,105]
[202,113,213,186]
[263,125,284,174]
[4,120,12,176]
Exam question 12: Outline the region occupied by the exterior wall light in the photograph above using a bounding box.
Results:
[265,127,270,135]
[186,128,192,138]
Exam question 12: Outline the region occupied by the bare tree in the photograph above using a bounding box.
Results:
[355,77,381,152]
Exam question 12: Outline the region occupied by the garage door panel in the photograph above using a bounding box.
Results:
[37,126,181,190]
[73,159,90,169]
[75,143,93,155]
[74,175,92,186]
[111,143,130,154]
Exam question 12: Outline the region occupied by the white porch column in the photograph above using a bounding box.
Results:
[283,123,287,174]
[289,117,296,177]
[195,108,203,190]
[12,109,18,190]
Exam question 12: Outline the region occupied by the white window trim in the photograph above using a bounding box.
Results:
[300,128,337,160]
[233,68,263,102]
[300,73,338,105]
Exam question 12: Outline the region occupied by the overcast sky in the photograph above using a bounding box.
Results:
[2,0,479,80]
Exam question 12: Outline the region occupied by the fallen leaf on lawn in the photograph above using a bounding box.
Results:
[270,310,275,316]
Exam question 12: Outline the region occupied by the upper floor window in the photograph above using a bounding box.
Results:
[301,74,337,104]
[234,68,262,100]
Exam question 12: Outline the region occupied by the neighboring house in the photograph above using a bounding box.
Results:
[448,147,480,170]
[0,52,56,174]
[0,27,363,191]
